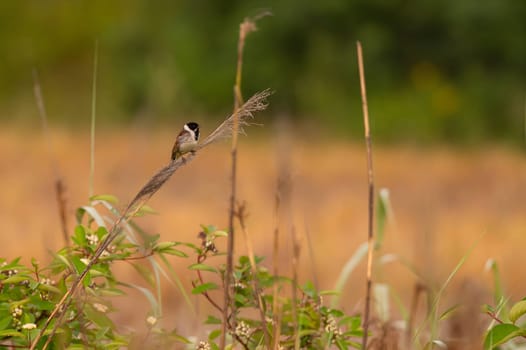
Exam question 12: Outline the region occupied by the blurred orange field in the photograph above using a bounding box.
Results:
[1,126,525,338]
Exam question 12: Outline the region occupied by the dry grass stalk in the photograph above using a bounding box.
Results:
[303,220,319,290]
[29,89,271,350]
[271,173,282,349]
[407,283,427,349]
[221,14,264,349]
[33,69,69,247]
[356,40,376,349]
[271,116,293,349]
[291,225,301,350]
[89,40,98,198]
[235,201,270,347]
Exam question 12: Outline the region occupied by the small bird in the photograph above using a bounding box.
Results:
[171,122,200,160]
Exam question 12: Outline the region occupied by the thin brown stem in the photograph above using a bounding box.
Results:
[407,283,426,348]
[194,252,250,350]
[290,226,301,350]
[121,251,155,261]
[192,276,223,313]
[235,202,270,347]
[303,219,319,290]
[272,116,292,349]
[272,179,282,349]
[357,41,376,349]
[221,16,258,349]
[486,311,526,340]
[33,69,69,247]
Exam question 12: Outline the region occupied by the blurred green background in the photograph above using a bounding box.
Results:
[1,1,525,143]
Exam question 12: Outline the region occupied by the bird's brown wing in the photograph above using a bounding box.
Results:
[171,141,180,160]
[171,131,194,160]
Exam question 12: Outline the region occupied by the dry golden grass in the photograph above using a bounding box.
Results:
[1,125,525,337]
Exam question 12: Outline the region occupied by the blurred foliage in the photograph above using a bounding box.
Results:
[0,0,525,143]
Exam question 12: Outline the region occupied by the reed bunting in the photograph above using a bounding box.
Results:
[171,122,200,160]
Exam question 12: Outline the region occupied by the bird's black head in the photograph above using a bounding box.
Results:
[186,122,199,139]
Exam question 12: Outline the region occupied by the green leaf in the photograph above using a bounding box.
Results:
[133,205,158,217]
[0,329,24,337]
[2,276,28,284]
[192,283,219,294]
[298,329,318,337]
[439,304,460,321]
[509,300,526,324]
[76,206,106,227]
[209,329,222,340]
[213,230,228,237]
[99,288,126,297]
[154,242,188,257]
[375,188,390,250]
[338,316,362,330]
[234,293,248,306]
[319,290,340,296]
[31,258,39,269]
[302,281,317,297]
[159,248,188,257]
[70,256,91,287]
[0,316,12,331]
[68,345,87,350]
[38,283,62,295]
[331,242,368,308]
[485,259,505,312]
[84,305,114,329]
[205,315,222,325]
[484,323,526,349]
[28,298,55,311]
[42,327,65,335]
[336,338,350,350]
[70,256,86,274]
[90,194,119,204]
[53,252,73,270]
[189,263,217,273]
[130,263,155,288]
[155,242,176,250]
[72,225,88,246]
[201,224,217,234]
[168,332,191,344]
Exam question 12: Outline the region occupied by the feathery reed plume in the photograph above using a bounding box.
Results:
[30,89,271,350]
[33,69,69,247]
[356,41,376,349]
[198,90,271,150]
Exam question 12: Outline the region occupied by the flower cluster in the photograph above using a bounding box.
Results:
[22,323,36,330]
[86,232,99,245]
[93,303,109,313]
[234,321,252,339]
[196,340,211,350]
[40,277,56,286]
[146,316,157,326]
[1,262,19,277]
[323,314,342,337]
[11,306,23,329]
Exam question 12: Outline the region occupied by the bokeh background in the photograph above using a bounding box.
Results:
[1,0,526,345]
